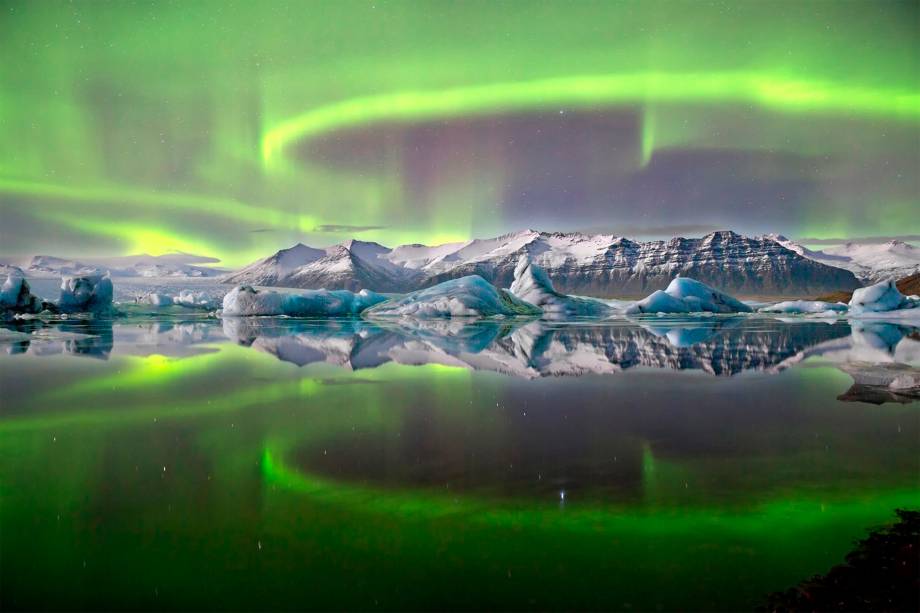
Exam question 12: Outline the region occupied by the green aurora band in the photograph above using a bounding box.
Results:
[1,0,918,264]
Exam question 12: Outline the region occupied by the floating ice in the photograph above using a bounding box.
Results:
[144,290,221,310]
[509,256,610,318]
[625,277,752,315]
[760,300,848,315]
[363,275,541,318]
[221,285,387,317]
[848,279,919,313]
[58,273,114,313]
[0,269,43,315]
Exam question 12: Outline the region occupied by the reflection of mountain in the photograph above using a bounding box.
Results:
[221,317,855,378]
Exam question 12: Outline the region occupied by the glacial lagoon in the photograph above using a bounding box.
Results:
[1,294,918,610]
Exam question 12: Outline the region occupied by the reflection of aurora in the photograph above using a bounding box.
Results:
[2,317,919,609]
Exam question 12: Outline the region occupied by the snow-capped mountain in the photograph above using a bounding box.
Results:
[764,235,920,284]
[227,230,860,297]
[224,240,420,292]
[21,254,224,278]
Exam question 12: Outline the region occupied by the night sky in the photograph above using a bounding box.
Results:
[0,0,917,266]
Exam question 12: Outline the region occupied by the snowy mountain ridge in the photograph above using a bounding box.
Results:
[13,253,225,278]
[764,235,920,283]
[225,230,861,297]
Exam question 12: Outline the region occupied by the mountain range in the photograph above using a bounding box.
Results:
[224,230,864,297]
[764,234,920,284]
[10,230,918,298]
[3,254,225,278]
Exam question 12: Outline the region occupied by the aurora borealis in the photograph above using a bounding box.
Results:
[1,0,918,267]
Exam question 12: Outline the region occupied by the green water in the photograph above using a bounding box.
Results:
[1,317,918,610]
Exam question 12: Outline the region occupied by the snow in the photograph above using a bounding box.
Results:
[625,277,753,314]
[58,273,114,313]
[363,275,541,318]
[508,256,610,317]
[766,235,920,283]
[759,300,848,315]
[221,285,386,317]
[848,279,919,313]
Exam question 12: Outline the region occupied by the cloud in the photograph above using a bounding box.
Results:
[797,235,920,245]
[313,224,388,233]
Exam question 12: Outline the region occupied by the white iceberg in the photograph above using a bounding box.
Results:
[363,275,541,318]
[144,290,221,310]
[848,279,919,313]
[0,269,43,315]
[759,300,848,315]
[509,256,610,318]
[58,273,114,313]
[221,285,387,317]
[625,277,753,314]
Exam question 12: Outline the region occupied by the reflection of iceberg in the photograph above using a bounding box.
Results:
[222,317,852,378]
[222,318,403,369]
[836,363,920,404]
[0,320,114,358]
[776,321,919,404]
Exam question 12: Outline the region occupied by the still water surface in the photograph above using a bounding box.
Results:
[1,314,918,610]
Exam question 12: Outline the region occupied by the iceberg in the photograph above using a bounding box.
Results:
[221,285,387,317]
[848,279,919,313]
[625,277,753,315]
[760,300,848,315]
[509,256,611,317]
[144,290,221,310]
[58,273,114,313]
[363,275,541,318]
[0,270,43,316]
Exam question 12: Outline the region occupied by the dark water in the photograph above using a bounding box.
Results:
[1,314,918,610]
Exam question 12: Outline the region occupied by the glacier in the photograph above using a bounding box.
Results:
[508,256,611,317]
[144,290,222,310]
[848,279,919,314]
[363,275,541,318]
[0,269,44,316]
[759,300,849,315]
[221,285,387,317]
[625,277,753,315]
[58,273,115,314]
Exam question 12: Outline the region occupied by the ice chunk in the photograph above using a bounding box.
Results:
[509,256,610,317]
[625,277,753,315]
[625,290,692,315]
[144,290,221,310]
[848,278,919,313]
[58,273,114,313]
[363,275,541,318]
[174,290,221,310]
[221,285,387,317]
[145,293,176,307]
[760,300,848,315]
[0,269,43,315]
